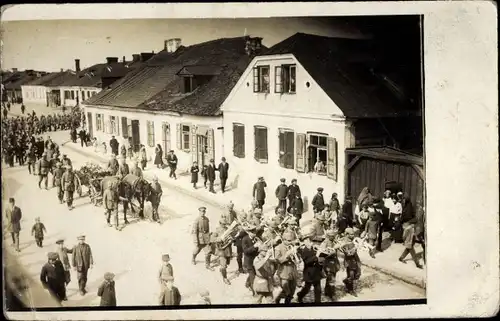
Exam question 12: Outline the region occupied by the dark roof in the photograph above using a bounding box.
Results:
[43,71,79,87]
[345,146,423,166]
[24,72,62,86]
[3,71,46,90]
[176,65,222,76]
[100,60,142,79]
[261,33,418,118]
[60,64,106,88]
[85,36,259,116]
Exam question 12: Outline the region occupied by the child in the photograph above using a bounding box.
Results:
[101,142,107,154]
[190,161,199,189]
[158,254,174,291]
[158,276,181,306]
[120,145,127,159]
[201,165,208,189]
[97,272,117,307]
[31,217,47,247]
[340,228,362,297]
[357,204,370,231]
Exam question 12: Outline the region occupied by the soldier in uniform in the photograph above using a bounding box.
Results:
[40,252,67,303]
[340,228,362,296]
[248,208,263,227]
[241,225,262,296]
[37,152,50,190]
[319,229,342,300]
[61,154,72,167]
[150,176,163,223]
[107,154,119,176]
[61,165,78,210]
[55,239,73,300]
[252,177,267,209]
[275,178,289,212]
[207,219,232,285]
[52,162,65,204]
[103,182,120,229]
[274,230,299,304]
[311,212,327,243]
[311,187,326,214]
[296,226,324,303]
[26,145,37,175]
[221,201,237,225]
[118,156,130,178]
[191,207,211,266]
[130,160,143,178]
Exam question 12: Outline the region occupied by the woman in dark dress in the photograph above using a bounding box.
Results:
[190,161,199,189]
[154,144,163,169]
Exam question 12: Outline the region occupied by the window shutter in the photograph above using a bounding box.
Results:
[233,124,239,157]
[254,127,259,161]
[278,130,285,167]
[285,131,295,169]
[121,117,128,138]
[327,137,338,181]
[176,123,182,150]
[253,67,259,92]
[207,128,214,161]
[191,126,197,162]
[240,126,245,158]
[275,66,282,93]
[296,133,306,173]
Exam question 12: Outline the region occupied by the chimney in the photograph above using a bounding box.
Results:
[140,52,154,62]
[245,36,263,56]
[122,56,126,63]
[75,59,81,73]
[172,38,181,53]
[60,68,63,72]
[12,68,18,73]
[106,57,119,64]
[164,40,169,51]
[132,54,141,62]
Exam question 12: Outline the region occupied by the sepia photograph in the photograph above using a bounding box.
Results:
[1,2,498,320]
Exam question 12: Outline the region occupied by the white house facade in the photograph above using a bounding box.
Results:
[21,84,49,105]
[221,53,355,205]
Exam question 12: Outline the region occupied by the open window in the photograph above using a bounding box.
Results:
[279,128,294,169]
[253,66,270,93]
[307,133,328,174]
[275,64,296,94]
[233,123,245,158]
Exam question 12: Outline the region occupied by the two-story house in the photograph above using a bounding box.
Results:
[220,32,422,206]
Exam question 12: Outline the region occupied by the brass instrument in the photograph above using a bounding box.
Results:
[278,214,295,230]
[218,220,241,249]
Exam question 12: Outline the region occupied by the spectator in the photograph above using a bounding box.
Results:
[190,161,199,189]
[109,136,119,156]
[154,144,164,169]
[5,198,22,252]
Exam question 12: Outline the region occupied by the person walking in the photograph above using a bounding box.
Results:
[154,144,164,169]
[206,159,217,193]
[191,207,211,266]
[97,272,117,307]
[36,152,50,190]
[311,187,326,214]
[166,150,178,179]
[150,176,163,223]
[71,235,94,296]
[139,145,147,170]
[52,162,65,203]
[55,239,73,299]
[61,165,78,210]
[103,182,120,229]
[217,157,229,193]
[109,136,119,156]
[158,276,181,306]
[190,161,199,189]
[5,198,22,252]
[40,252,67,303]
[31,217,47,248]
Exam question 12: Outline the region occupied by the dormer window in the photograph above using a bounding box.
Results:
[275,64,296,94]
[176,65,221,94]
[253,66,270,93]
[183,76,194,93]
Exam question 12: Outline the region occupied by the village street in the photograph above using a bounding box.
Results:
[2,105,425,307]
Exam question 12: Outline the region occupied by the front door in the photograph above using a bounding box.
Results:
[197,135,208,167]
[87,112,93,138]
[162,122,170,158]
[131,120,141,152]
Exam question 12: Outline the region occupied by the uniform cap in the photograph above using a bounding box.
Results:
[253,208,262,215]
[325,229,337,237]
[317,187,324,192]
[198,206,207,212]
[162,254,170,262]
[77,235,85,240]
[276,208,285,214]
[104,272,115,281]
[209,158,214,162]
[258,176,264,180]
[280,178,286,182]
[55,239,64,244]
[291,179,297,183]
[48,252,59,260]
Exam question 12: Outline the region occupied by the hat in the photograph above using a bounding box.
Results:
[258,176,264,180]
[221,157,226,161]
[325,229,337,237]
[282,231,296,242]
[244,224,257,232]
[291,179,297,183]
[55,239,64,245]
[198,206,207,212]
[169,150,174,153]
[397,192,403,196]
[162,254,170,262]
[104,272,115,281]
[315,212,326,221]
[152,175,158,181]
[77,235,85,240]
[317,187,324,192]
[280,178,286,182]
[253,208,262,215]
[345,228,354,235]
[48,252,59,260]
[276,208,285,215]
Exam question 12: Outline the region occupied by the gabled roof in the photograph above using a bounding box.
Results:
[60,64,106,88]
[3,71,47,90]
[85,36,260,116]
[260,32,419,118]
[23,72,62,86]
[100,60,142,79]
[176,65,222,76]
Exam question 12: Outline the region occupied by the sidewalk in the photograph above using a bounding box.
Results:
[62,139,426,289]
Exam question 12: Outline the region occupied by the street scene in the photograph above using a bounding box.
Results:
[2,15,426,309]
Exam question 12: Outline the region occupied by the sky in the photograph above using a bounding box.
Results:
[1,17,371,72]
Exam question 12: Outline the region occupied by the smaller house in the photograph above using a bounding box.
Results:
[2,69,47,104]
[21,72,64,106]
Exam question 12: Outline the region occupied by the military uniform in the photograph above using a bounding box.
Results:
[150,180,163,222]
[130,165,142,178]
[319,233,341,299]
[274,237,299,304]
[37,155,50,189]
[191,211,211,265]
[107,158,119,176]
[207,225,232,284]
[118,162,130,178]
[103,187,119,228]
[52,164,65,203]
[61,167,78,209]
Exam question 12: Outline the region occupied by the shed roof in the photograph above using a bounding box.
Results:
[261,32,419,119]
[345,146,423,166]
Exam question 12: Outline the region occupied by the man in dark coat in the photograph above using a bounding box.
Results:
[217,157,229,193]
[338,196,354,234]
[109,136,119,155]
[297,232,323,303]
[55,239,73,299]
[311,187,325,213]
[61,165,78,210]
[166,150,178,180]
[37,152,50,189]
[5,198,22,252]
[287,179,301,210]
[191,207,211,266]
[40,252,67,303]
[158,276,181,306]
[241,225,261,295]
[252,177,267,209]
[275,178,289,212]
[78,129,87,147]
[72,235,94,295]
[150,176,163,223]
[206,159,217,194]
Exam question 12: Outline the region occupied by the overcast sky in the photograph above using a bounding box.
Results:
[1,17,371,72]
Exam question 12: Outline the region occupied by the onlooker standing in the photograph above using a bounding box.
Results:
[206,159,217,194]
[158,254,174,291]
[98,272,117,307]
[109,136,119,156]
[311,187,325,214]
[120,145,127,160]
[286,179,301,212]
[72,235,94,296]
[150,176,163,223]
[338,196,353,234]
[55,239,73,297]
[5,198,22,252]
[78,129,86,147]
[166,150,178,179]
[275,178,288,212]
[139,145,147,170]
[31,217,47,248]
[329,192,341,217]
[289,194,304,223]
[190,161,199,189]
[158,276,181,306]
[201,165,208,189]
[252,177,267,209]
[40,252,67,303]
[154,144,164,169]
[217,157,229,193]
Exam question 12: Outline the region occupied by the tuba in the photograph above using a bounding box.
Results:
[218,220,241,249]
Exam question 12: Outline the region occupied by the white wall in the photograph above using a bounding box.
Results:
[83,105,223,172]
[60,86,101,107]
[21,85,48,104]
[221,53,350,206]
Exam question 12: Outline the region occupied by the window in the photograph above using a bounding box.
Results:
[64,90,71,99]
[279,129,295,169]
[121,117,128,138]
[183,76,194,93]
[253,66,270,93]
[147,121,155,147]
[70,91,75,100]
[254,126,268,163]
[182,124,190,151]
[81,91,85,100]
[110,116,118,134]
[233,123,245,158]
[96,114,102,131]
[275,64,296,94]
[307,133,328,174]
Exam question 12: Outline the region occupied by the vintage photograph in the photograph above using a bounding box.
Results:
[2,13,427,310]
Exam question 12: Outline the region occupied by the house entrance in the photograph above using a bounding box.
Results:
[131,120,141,153]
[196,135,209,167]
[162,122,171,157]
[87,112,93,138]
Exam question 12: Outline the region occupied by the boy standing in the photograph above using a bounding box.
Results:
[31,217,47,248]
[97,272,117,307]
[158,254,174,291]
[158,276,181,306]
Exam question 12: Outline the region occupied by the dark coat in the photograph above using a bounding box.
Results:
[40,261,66,301]
[241,234,259,270]
[192,216,210,245]
[298,246,323,283]
[217,162,229,179]
[190,165,199,183]
[275,184,289,200]
[206,164,216,182]
[31,222,46,239]
[287,184,301,200]
[253,181,267,201]
[311,193,325,212]
[72,243,94,271]
[5,206,22,233]
[98,280,117,306]
[166,154,178,169]
[154,147,163,165]
[401,199,414,223]
[289,197,304,216]
[109,138,119,152]
[159,286,181,306]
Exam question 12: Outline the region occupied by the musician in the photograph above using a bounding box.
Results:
[61,165,78,210]
[296,227,323,303]
[221,202,237,225]
[272,208,286,226]
[118,157,130,178]
[191,207,211,266]
[130,160,143,178]
[233,226,247,275]
[61,154,72,167]
[311,187,326,214]
[311,212,327,243]
[253,246,276,304]
[107,154,119,176]
[261,220,279,245]
[275,178,289,212]
[274,230,299,304]
[319,229,341,300]
[248,208,262,227]
[340,228,361,297]
[207,220,232,285]
[241,225,261,295]
[52,162,65,204]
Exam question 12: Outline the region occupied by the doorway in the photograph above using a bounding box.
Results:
[131,120,141,152]
[87,112,93,138]
[162,122,170,158]
[196,135,208,167]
